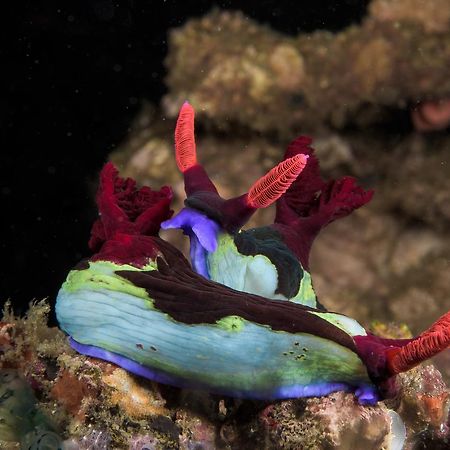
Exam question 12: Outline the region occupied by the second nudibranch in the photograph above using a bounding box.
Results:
[162,102,372,309]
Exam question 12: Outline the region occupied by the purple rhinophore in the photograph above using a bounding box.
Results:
[68,338,378,404]
[161,208,220,278]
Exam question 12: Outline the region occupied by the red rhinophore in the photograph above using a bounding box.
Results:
[175,101,197,172]
[386,311,450,375]
[247,154,309,208]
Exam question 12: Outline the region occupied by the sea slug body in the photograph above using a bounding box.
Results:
[56,102,450,406]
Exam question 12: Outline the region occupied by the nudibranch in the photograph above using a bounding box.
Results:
[56,103,450,406]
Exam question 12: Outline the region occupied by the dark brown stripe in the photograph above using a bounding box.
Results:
[116,239,357,353]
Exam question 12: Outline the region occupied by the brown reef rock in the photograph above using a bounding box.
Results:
[163,1,450,134]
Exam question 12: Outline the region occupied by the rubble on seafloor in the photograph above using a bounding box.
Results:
[0,301,449,449]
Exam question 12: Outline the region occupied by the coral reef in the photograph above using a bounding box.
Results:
[163,0,450,134]
[369,0,450,33]
[260,393,398,449]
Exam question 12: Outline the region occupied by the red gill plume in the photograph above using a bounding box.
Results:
[246,154,309,208]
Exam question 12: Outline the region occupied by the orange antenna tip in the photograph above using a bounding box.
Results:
[175,102,197,172]
[247,154,308,209]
